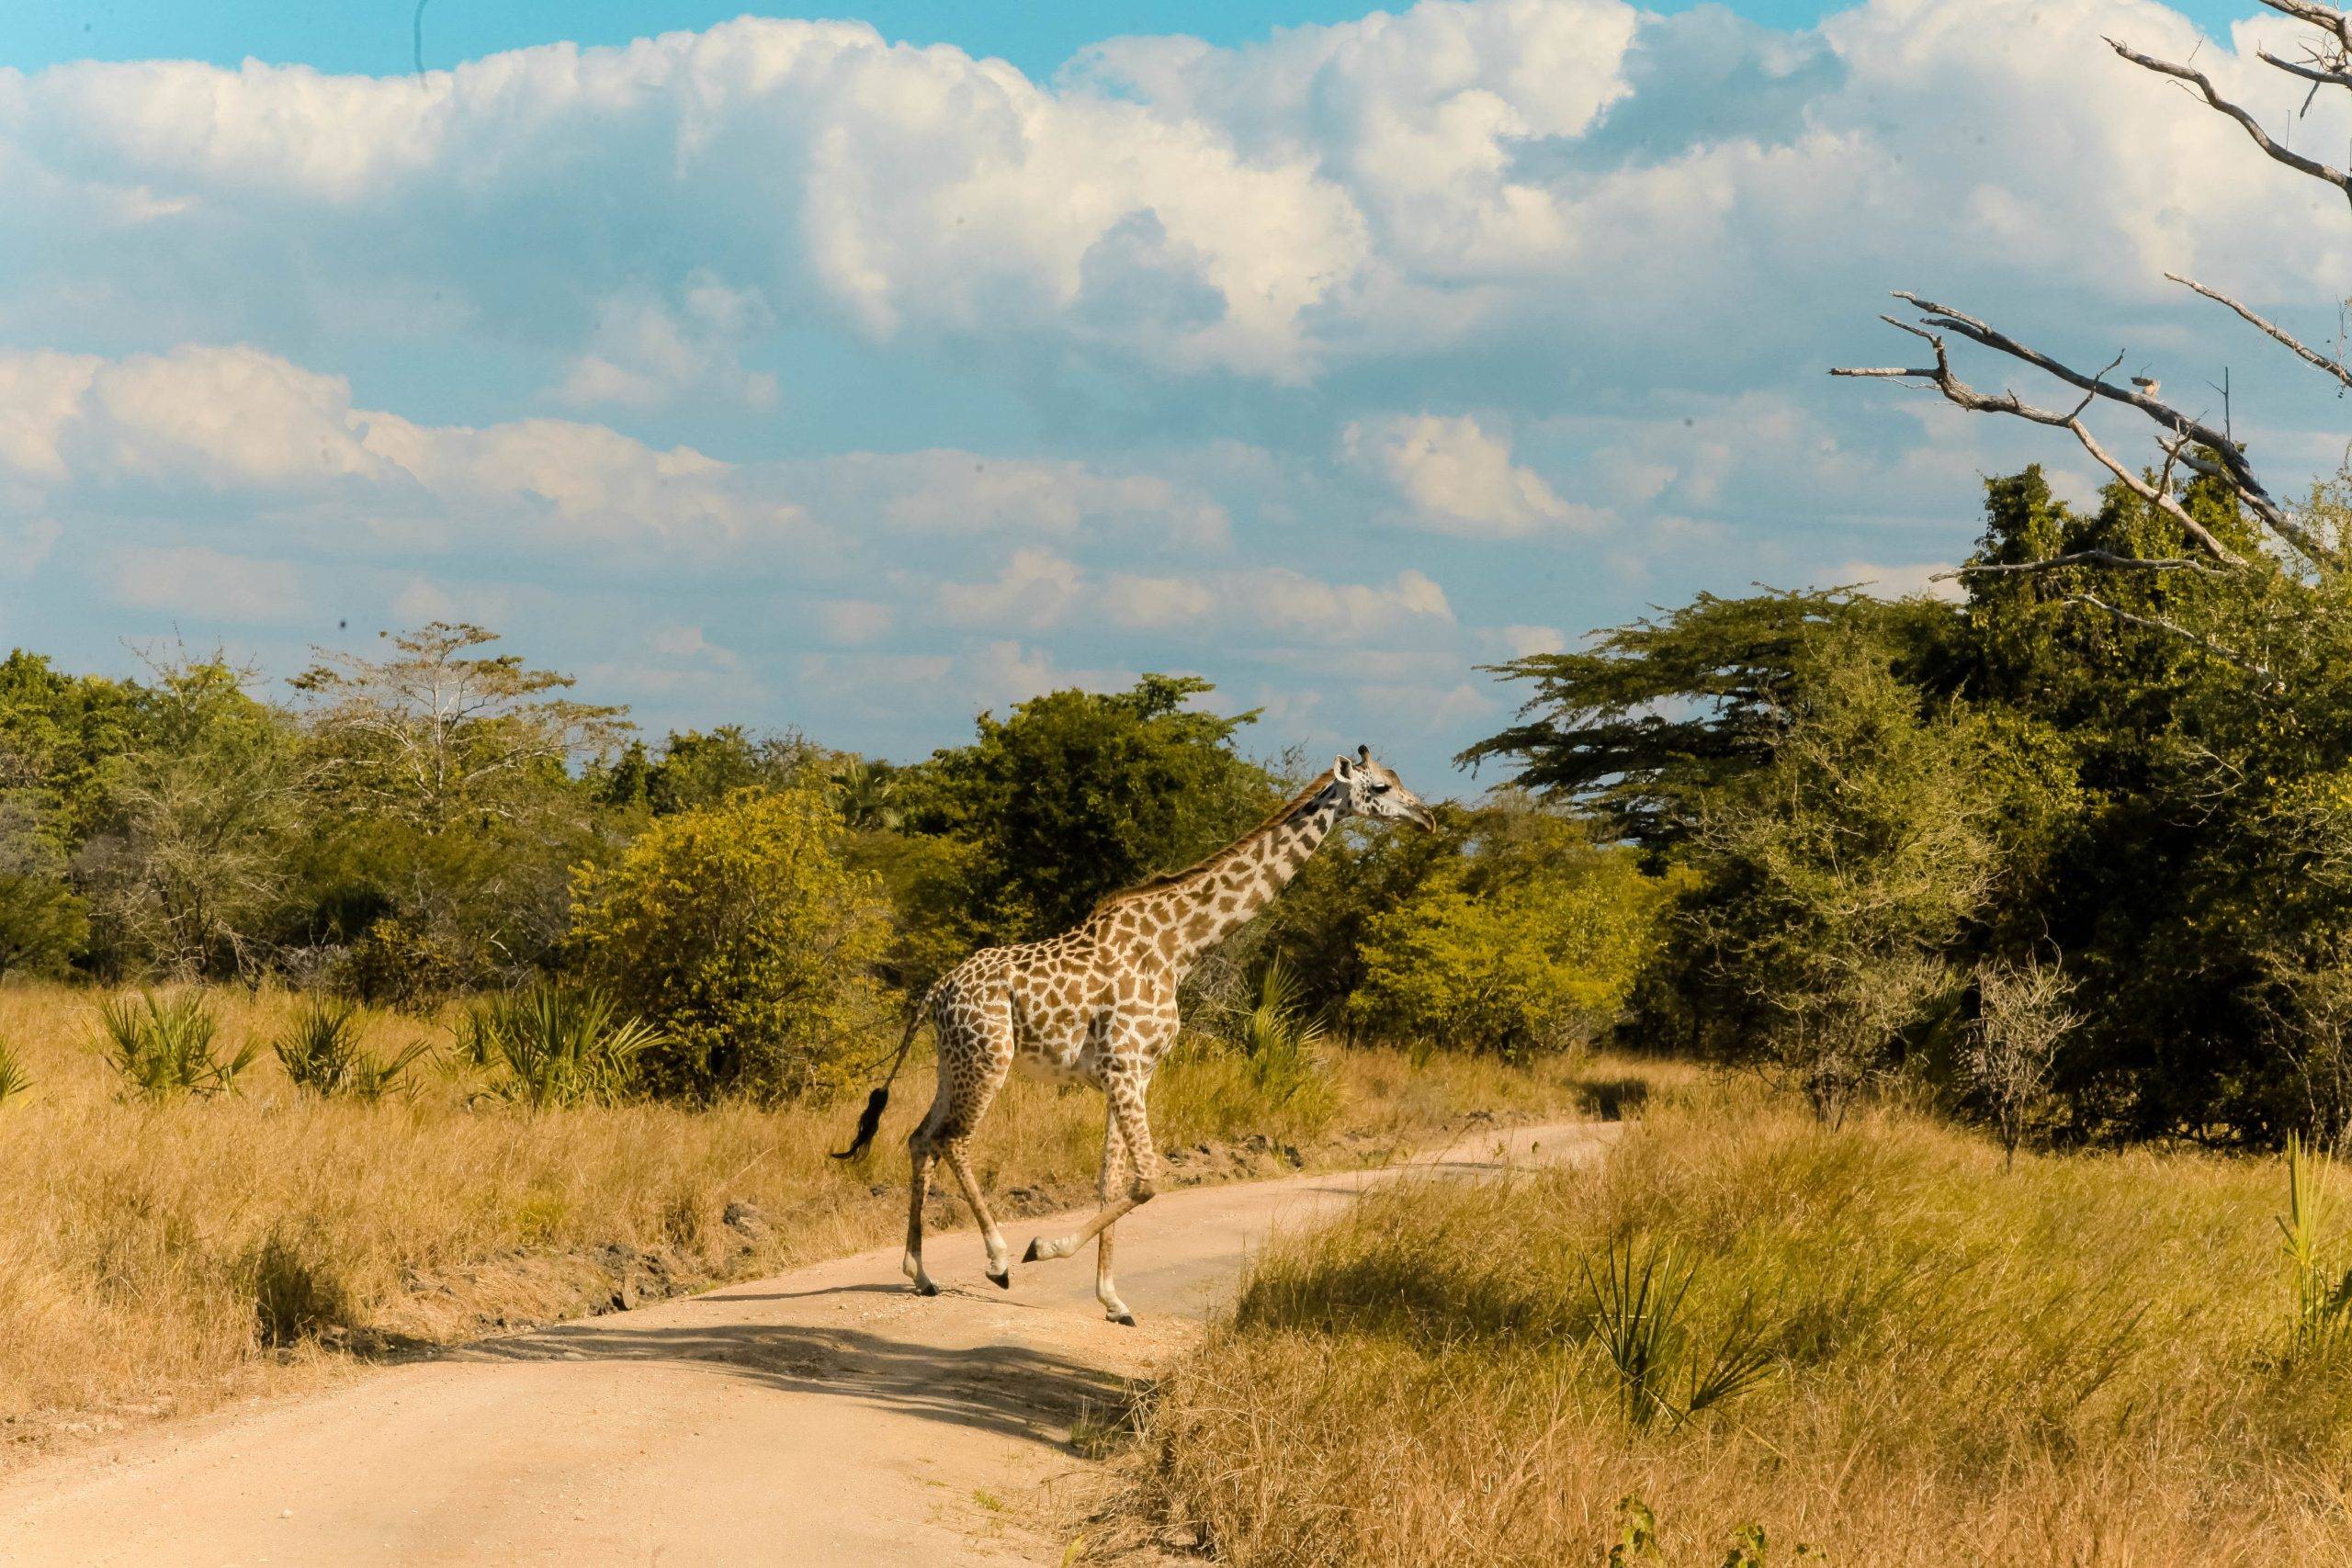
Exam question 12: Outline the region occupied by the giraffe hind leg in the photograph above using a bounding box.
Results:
[937,1135,1013,1288]
[1094,1100,1135,1324]
[903,1114,939,1297]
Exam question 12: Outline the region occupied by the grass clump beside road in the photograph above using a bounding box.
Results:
[1132,1079,2352,1567]
[0,980,1600,1461]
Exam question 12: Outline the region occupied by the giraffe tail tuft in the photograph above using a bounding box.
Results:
[831,1085,891,1161]
[831,994,933,1160]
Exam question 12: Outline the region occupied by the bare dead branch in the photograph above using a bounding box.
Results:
[2261,0,2352,51]
[1832,317,2253,565]
[2109,38,2352,202]
[2258,49,2352,93]
[1874,293,2340,564]
[2064,592,2280,685]
[2167,272,2352,391]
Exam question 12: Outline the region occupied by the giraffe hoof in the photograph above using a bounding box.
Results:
[1022,1239,1043,1263]
[914,1280,939,1298]
[1112,1312,1137,1327]
[986,1267,1011,1290]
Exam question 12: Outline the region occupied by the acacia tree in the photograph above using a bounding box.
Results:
[292,625,628,997]
[293,624,626,828]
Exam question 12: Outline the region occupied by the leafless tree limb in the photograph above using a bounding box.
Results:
[2257,49,2352,93]
[2167,272,2352,391]
[1835,294,2344,568]
[2261,0,2352,52]
[2064,592,2280,685]
[1831,315,2258,564]
[2107,38,2352,202]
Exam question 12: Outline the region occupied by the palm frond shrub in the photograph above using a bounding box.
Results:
[2279,1134,2352,1360]
[96,991,257,1100]
[0,1038,30,1107]
[1583,1238,1777,1427]
[273,997,364,1094]
[274,997,430,1101]
[467,984,662,1109]
[1241,959,1331,1111]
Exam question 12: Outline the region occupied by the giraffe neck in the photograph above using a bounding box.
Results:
[1145,787,1344,973]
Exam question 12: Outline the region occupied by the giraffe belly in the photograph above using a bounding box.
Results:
[1012,1043,1091,1085]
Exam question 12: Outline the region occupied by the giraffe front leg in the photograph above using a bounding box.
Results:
[1023,1065,1159,1328]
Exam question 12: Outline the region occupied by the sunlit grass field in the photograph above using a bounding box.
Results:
[1130,1078,2352,1566]
[0,980,1597,1461]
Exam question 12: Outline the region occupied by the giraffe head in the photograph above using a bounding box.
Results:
[1331,744,1437,831]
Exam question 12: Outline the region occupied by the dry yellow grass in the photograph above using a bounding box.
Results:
[0,980,1591,1461]
[1130,1077,2352,1567]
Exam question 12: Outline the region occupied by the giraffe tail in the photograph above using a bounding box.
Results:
[831,996,930,1160]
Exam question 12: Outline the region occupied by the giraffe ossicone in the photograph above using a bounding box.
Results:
[833,746,1436,1324]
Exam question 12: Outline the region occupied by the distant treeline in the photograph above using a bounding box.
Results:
[0,626,1659,1101]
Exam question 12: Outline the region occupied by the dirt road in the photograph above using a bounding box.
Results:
[0,1119,1611,1566]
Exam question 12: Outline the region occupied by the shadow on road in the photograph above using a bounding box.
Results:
[459,1317,1130,1450]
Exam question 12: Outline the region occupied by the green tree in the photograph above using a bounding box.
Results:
[570,785,892,1101]
[1683,626,1997,1120]
[76,651,308,979]
[0,795,86,979]
[902,674,1282,943]
[594,726,818,817]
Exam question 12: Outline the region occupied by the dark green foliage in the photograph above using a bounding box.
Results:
[899,674,1283,943]
[594,726,819,816]
[1468,461,2352,1144]
[1461,587,1962,855]
[77,652,308,980]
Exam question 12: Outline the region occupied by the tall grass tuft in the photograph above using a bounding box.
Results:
[96,991,257,1099]
[0,1037,30,1106]
[274,998,430,1101]
[468,985,662,1108]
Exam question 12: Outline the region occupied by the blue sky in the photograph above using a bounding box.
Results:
[0,0,2340,790]
[0,1,2267,78]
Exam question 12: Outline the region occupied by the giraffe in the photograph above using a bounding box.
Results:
[832,745,1436,1324]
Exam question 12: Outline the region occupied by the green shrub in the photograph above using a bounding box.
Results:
[570,784,892,1101]
[272,996,430,1101]
[467,984,661,1108]
[96,991,257,1099]
[0,871,87,980]
[1347,813,1665,1058]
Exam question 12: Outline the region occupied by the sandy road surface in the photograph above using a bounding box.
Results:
[0,1119,1613,1567]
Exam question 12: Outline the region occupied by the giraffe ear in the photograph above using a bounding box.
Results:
[1333,753,1354,781]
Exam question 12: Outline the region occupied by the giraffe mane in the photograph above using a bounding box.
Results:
[1089,770,1338,914]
